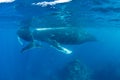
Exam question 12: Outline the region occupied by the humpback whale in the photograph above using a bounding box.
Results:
[17,27,96,54]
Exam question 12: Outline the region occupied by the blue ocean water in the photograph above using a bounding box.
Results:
[0,0,120,80]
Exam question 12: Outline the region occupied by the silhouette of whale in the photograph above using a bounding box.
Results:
[17,27,96,54]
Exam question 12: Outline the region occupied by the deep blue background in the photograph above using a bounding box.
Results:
[0,0,120,80]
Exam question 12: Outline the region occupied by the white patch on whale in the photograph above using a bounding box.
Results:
[17,36,23,45]
[35,27,67,31]
[60,47,72,54]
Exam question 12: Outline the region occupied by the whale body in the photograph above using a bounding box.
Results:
[17,27,96,54]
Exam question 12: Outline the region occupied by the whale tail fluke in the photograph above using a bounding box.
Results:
[21,41,42,53]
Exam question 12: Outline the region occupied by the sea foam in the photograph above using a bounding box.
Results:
[32,0,72,7]
[0,0,15,3]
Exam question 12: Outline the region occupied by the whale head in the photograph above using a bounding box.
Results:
[17,27,33,41]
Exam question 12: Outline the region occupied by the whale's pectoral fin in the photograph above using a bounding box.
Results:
[47,39,72,54]
[21,41,42,53]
